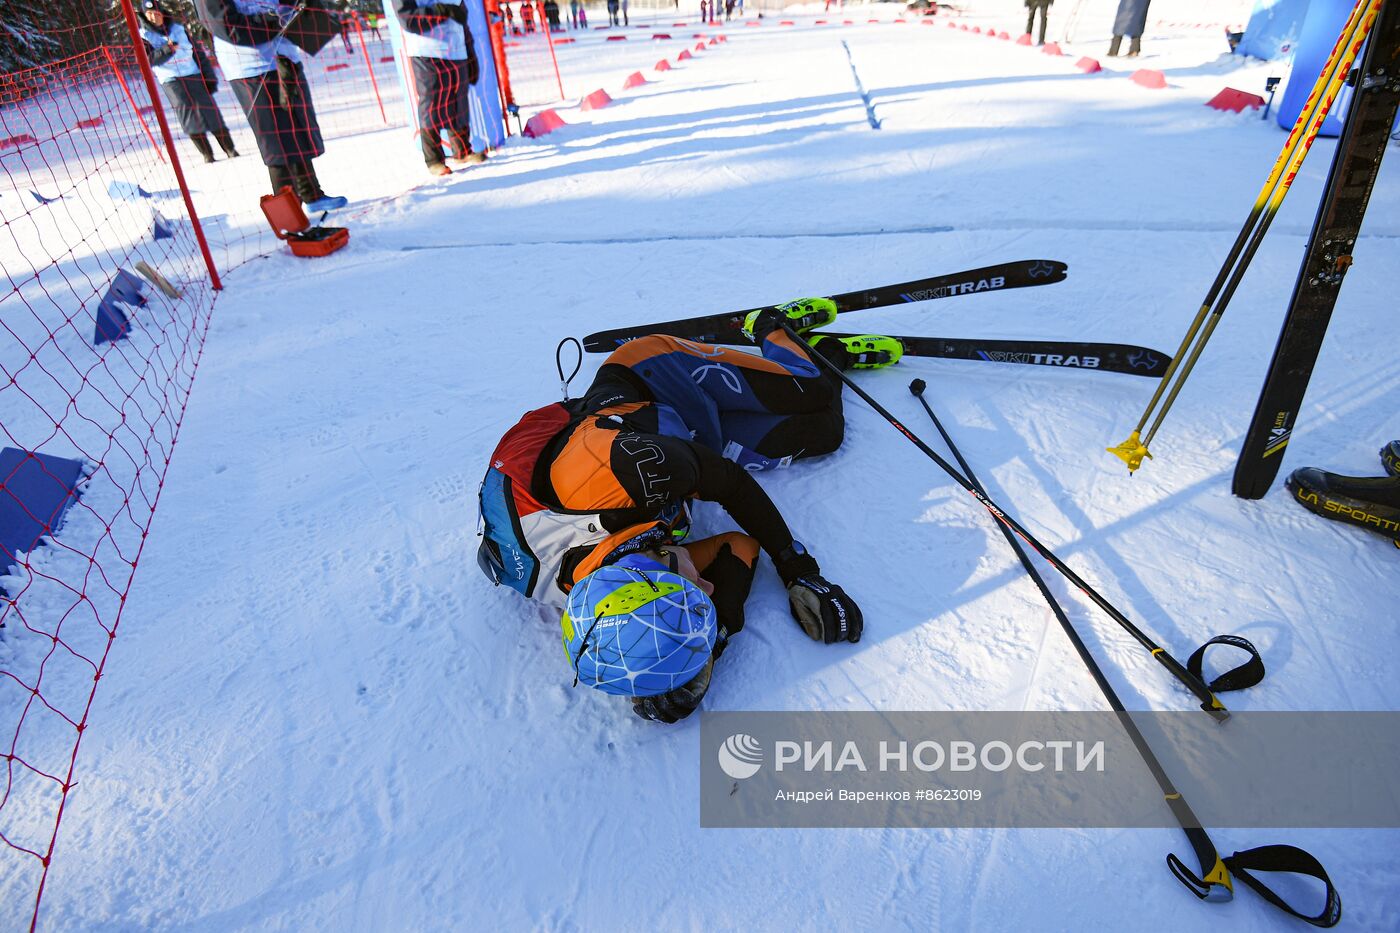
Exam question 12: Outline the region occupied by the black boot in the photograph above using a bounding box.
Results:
[268,163,294,196]
[1126,36,1141,57]
[1285,468,1400,542]
[1107,34,1122,56]
[213,127,240,158]
[191,133,215,163]
[289,160,347,212]
[1382,440,1400,477]
[288,160,324,203]
[420,129,449,174]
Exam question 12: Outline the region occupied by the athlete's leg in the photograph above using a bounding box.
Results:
[597,331,846,457]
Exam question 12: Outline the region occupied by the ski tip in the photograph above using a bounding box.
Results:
[1107,432,1152,473]
[1025,259,1069,281]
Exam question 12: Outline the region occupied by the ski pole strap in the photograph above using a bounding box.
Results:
[1167,850,1233,903]
[1225,845,1343,927]
[1166,822,1234,903]
[1188,634,1265,693]
[556,337,582,400]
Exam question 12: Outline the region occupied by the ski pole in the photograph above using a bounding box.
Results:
[1108,0,1381,472]
[909,378,1342,927]
[1114,0,1374,466]
[786,324,1246,720]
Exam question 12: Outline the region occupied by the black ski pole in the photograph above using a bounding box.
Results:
[784,323,1252,721]
[907,377,1342,926]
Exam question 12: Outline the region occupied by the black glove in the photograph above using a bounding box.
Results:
[465,52,480,85]
[774,543,862,644]
[632,658,713,724]
[742,306,787,343]
[786,575,862,644]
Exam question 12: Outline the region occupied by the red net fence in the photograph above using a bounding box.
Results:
[491,0,566,107]
[1,0,565,922]
[1,31,219,929]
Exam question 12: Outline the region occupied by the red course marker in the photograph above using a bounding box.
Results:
[580,88,614,110]
[1206,87,1266,112]
[1131,69,1167,89]
[523,109,568,138]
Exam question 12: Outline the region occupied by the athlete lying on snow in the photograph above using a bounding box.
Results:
[477,301,904,722]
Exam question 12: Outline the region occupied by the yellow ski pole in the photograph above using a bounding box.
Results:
[1108,0,1380,471]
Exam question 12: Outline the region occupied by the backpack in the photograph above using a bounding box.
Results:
[478,402,609,606]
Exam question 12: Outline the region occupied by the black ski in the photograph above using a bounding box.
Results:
[581,259,1068,352]
[824,333,1172,377]
[1233,5,1400,499]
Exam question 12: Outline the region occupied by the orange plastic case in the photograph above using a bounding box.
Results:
[258,187,349,258]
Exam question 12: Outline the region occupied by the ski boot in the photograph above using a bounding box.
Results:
[1285,466,1400,544]
[742,298,838,342]
[213,128,240,158]
[1382,440,1400,478]
[810,334,904,370]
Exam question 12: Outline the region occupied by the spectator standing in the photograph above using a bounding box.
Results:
[195,0,345,210]
[620,0,629,26]
[138,1,240,164]
[1025,0,1052,46]
[1108,0,1151,57]
[544,0,561,29]
[607,0,620,26]
[395,0,484,177]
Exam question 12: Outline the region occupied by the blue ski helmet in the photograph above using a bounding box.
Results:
[561,555,716,696]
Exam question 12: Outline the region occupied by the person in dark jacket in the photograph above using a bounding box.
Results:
[395,0,485,176]
[193,0,346,211]
[139,1,239,163]
[1108,0,1151,57]
[1025,0,1052,46]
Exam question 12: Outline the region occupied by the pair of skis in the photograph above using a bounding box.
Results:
[580,259,1172,378]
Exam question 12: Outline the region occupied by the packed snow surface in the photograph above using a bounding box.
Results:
[5,1,1399,929]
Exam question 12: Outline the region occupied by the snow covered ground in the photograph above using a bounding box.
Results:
[5,3,1400,929]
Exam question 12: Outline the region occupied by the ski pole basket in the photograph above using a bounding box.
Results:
[258,187,349,258]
